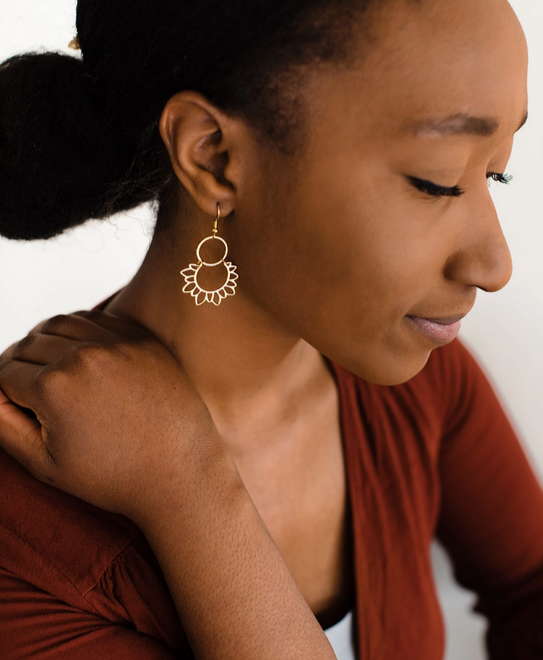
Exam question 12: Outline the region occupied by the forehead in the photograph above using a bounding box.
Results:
[310,0,528,140]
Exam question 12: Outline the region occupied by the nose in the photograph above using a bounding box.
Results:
[443,193,513,293]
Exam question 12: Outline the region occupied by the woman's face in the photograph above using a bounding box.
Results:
[229,0,528,385]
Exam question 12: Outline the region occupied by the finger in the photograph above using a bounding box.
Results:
[0,386,52,481]
[30,312,118,341]
[0,339,21,360]
[31,310,151,343]
[0,359,47,411]
[72,309,153,339]
[1,332,83,366]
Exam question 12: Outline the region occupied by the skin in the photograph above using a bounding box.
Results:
[0,0,529,657]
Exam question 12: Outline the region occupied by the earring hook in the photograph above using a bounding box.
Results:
[212,202,221,236]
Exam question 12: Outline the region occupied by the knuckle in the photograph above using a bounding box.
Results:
[0,340,21,360]
[74,310,109,329]
[58,344,96,374]
[39,314,69,335]
[105,336,137,361]
[12,332,37,356]
[34,369,52,396]
[66,342,117,375]
[77,344,104,368]
[34,365,66,397]
[86,309,148,338]
[81,310,107,324]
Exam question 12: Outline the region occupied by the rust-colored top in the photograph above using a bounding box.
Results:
[1,338,543,659]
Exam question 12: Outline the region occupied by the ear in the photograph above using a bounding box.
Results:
[159,91,245,218]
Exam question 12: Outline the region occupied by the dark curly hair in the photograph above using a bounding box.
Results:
[0,0,381,241]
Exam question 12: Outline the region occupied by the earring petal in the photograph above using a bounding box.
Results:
[181,265,198,279]
[181,210,238,306]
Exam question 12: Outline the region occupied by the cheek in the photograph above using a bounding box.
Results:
[235,177,446,384]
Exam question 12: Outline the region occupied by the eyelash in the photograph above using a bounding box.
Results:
[408,173,513,198]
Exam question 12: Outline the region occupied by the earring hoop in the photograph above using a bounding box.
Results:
[180,203,238,306]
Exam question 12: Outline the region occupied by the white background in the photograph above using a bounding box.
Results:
[0,2,542,658]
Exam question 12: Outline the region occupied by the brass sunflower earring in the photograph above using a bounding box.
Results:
[181,203,238,306]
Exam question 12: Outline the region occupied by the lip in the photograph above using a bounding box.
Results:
[406,315,464,345]
[417,315,466,326]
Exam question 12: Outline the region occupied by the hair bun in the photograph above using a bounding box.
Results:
[0,52,128,241]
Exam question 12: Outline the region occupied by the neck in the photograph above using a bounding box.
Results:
[105,226,328,443]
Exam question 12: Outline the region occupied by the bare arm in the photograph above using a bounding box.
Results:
[137,446,334,660]
[0,311,336,660]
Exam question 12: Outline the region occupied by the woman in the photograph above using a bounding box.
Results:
[0,0,541,658]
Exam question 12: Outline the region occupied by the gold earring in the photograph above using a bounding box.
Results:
[181,203,238,306]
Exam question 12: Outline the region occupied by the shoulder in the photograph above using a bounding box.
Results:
[0,446,140,604]
[0,452,186,650]
[0,443,186,649]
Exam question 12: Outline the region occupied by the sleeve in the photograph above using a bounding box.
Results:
[434,341,543,659]
[0,568,180,660]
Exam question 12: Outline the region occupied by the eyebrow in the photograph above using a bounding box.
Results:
[408,110,528,138]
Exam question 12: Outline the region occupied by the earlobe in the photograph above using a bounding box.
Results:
[158,91,236,216]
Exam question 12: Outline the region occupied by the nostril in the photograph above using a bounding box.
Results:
[480,240,513,293]
[443,230,513,293]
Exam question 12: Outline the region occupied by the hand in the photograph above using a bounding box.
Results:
[0,312,338,660]
[0,311,226,519]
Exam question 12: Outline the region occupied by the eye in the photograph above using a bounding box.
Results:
[487,172,513,186]
[407,176,465,198]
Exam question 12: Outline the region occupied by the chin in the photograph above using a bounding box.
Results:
[338,346,434,387]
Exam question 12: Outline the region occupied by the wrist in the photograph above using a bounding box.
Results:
[127,434,245,533]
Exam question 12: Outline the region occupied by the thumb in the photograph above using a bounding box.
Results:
[0,387,48,476]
